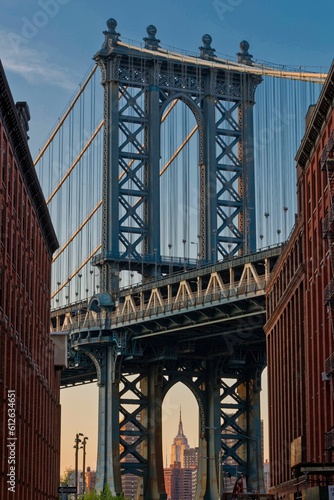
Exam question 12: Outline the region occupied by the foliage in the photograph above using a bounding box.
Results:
[60,466,75,486]
[82,484,126,500]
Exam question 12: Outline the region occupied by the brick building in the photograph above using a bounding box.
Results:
[0,61,60,499]
[164,462,195,500]
[86,467,97,493]
[265,62,334,497]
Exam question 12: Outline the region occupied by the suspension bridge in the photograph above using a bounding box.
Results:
[36,18,327,498]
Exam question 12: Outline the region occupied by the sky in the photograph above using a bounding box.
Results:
[1,0,334,477]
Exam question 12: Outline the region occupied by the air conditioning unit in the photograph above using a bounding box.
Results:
[322,371,331,381]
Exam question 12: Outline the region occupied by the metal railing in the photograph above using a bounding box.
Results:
[59,276,267,334]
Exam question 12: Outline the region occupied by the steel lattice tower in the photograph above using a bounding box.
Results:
[93,19,261,296]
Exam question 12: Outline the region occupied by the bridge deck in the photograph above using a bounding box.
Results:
[53,246,282,386]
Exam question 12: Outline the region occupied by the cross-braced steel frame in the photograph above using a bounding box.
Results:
[67,323,266,498]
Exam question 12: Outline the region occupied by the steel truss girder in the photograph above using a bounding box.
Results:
[54,248,280,354]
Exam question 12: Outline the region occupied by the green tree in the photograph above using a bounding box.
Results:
[60,466,75,486]
[82,491,99,499]
[82,484,126,500]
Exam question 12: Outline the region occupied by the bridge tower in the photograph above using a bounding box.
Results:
[74,19,264,499]
[92,19,261,295]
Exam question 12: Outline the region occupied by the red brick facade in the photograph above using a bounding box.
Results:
[0,62,60,499]
[265,64,334,497]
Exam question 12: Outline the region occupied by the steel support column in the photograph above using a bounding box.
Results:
[146,65,161,272]
[203,360,221,500]
[203,70,218,263]
[95,346,123,494]
[240,74,259,254]
[237,371,265,494]
[95,35,120,293]
[247,376,265,493]
[141,365,166,500]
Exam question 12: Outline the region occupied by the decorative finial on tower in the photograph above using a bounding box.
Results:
[237,40,253,65]
[143,25,160,50]
[100,18,120,51]
[199,34,216,60]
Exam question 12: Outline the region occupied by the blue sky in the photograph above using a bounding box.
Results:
[1,0,333,475]
[1,0,333,159]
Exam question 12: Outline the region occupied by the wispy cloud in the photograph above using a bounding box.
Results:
[0,28,77,91]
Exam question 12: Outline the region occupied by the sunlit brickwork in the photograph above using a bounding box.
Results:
[265,63,334,497]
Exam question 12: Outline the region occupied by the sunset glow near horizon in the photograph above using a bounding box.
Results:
[60,371,269,473]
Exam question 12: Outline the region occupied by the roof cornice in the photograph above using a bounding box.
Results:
[295,59,334,169]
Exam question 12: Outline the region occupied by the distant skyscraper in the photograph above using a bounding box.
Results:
[164,409,198,500]
[164,463,195,500]
[183,447,198,469]
[170,409,190,466]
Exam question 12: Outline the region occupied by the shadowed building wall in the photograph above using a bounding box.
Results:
[0,61,60,500]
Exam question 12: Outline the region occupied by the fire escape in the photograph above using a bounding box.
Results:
[321,130,334,460]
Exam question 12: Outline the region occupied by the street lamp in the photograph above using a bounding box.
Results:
[190,241,199,268]
[74,433,83,499]
[78,273,82,301]
[153,248,157,279]
[283,206,288,240]
[213,229,217,263]
[264,212,270,247]
[82,436,88,495]
[277,228,281,243]
[168,243,172,275]
[182,239,186,271]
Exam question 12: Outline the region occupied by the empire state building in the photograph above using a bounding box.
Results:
[164,410,198,500]
[170,409,189,467]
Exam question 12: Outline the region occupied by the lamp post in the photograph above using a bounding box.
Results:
[259,234,264,249]
[153,248,157,279]
[168,243,172,275]
[283,206,288,240]
[74,433,83,499]
[213,229,217,263]
[78,273,82,302]
[190,241,199,268]
[277,228,281,244]
[182,239,186,271]
[264,212,269,247]
[82,436,88,495]
[64,283,70,307]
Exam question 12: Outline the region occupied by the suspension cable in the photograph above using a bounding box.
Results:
[34,64,98,166]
